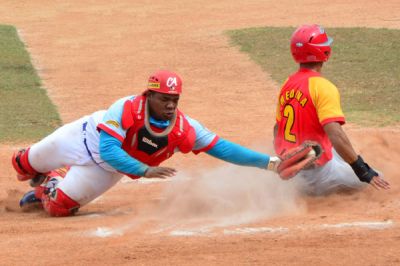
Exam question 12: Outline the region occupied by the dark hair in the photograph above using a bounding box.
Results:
[299,61,323,69]
[142,90,152,97]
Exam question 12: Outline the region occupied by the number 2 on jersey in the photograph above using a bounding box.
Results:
[283,105,296,142]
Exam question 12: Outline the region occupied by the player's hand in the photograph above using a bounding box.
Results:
[370,175,390,190]
[350,155,390,190]
[144,166,177,179]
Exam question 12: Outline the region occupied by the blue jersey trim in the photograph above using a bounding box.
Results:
[206,138,270,169]
[99,130,149,176]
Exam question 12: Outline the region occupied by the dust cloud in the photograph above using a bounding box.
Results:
[152,164,306,229]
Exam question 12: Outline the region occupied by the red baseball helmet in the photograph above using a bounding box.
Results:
[147,70,182,95]
[290,24,333,63]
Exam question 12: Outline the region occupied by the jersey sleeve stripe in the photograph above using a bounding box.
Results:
[192,135,220,155]
[97,124,125,142]
[320,117,345,126]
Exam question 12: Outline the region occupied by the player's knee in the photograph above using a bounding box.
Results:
[42,188,80,217]
[11,148,40,181]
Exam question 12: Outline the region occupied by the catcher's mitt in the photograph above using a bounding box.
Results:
[277,141,323,179]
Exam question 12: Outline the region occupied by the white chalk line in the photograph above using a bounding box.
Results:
[166,220,394,237]
[320,220,393,229]
[223,226,289,235]
[170,228,211,236]
[90,227,124,238]
[85,220,394,238]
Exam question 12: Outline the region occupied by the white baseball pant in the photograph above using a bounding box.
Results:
[297,148,367,195]
[28,116,123,206]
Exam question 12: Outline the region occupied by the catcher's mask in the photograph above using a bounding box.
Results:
[290,24,333,63]
[146,70,182,95]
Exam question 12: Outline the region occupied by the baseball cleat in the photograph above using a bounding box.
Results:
[19,190,42,211]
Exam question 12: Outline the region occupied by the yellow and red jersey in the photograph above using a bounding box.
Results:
[274,68,345,165]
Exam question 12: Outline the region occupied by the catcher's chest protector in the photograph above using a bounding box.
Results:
[121,96,195,178]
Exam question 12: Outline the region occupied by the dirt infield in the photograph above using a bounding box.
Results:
[0,1,399,265]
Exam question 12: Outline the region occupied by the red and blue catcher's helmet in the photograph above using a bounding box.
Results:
[147,70,182,95]
[290,24,333,63]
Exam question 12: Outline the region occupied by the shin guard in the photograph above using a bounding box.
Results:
[42,188,80,217]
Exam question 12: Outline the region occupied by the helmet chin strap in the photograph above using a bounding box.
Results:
[144,98,176,137]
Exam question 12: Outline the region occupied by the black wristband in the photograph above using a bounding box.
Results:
[350,155,378,183]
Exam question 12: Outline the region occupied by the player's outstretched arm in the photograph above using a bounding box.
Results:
[205,138,280,171]
[323,122,390,190]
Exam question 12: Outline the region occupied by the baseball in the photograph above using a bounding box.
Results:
[307,149,316,158]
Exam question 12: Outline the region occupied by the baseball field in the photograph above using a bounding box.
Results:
[0,1,399,265]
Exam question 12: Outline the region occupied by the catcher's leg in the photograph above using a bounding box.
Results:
[41,188,80,217]
[48,165,122,216]
[22,162,122,216]
[19,168,79,217]
[12,116,91,185]
[56,164,123,207]
[20,168,80,217]
[19,168,68,211]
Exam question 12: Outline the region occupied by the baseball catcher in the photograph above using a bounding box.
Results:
[12,70,295,216]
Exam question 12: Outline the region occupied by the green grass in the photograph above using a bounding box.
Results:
[0,25,61,142]
[227,27,400,126]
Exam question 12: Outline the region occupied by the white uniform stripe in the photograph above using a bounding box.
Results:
[137,99,143,114]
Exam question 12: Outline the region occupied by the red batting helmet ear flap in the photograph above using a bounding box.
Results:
[147,70,182,95]
[290,24,333,63]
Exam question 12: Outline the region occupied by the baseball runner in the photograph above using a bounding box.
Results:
[12,70,294,217]
[273,25,390,195]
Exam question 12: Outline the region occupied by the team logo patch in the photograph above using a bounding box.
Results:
[148,82,161,89]
[106,120,120,128]
[137,127,168,155]
[142,136,158,148]
[166,77,177,90]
